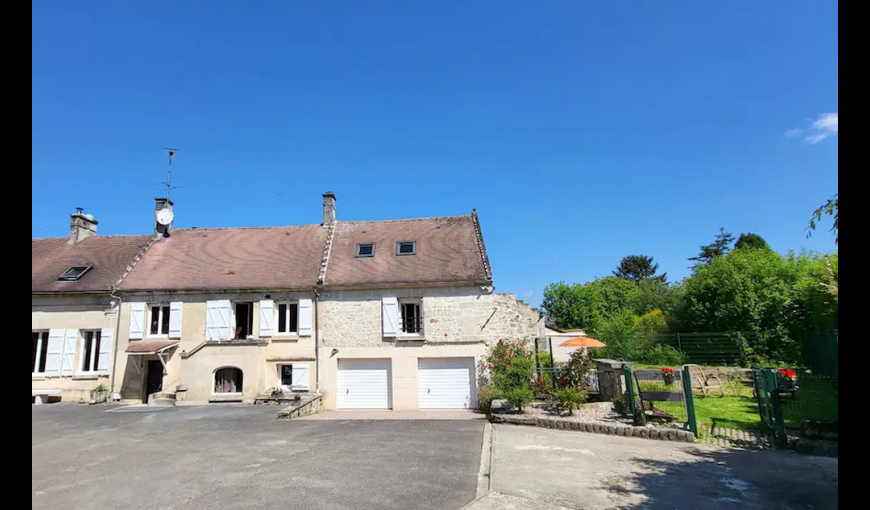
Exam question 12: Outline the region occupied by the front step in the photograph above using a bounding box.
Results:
[149,393,177,407]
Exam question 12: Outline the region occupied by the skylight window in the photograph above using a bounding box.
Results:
[58,266,92,281]
[356,243,375,258]
[397,241,417,256]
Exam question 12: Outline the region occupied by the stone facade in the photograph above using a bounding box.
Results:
[318,286,544,411]
[320,287,542,348]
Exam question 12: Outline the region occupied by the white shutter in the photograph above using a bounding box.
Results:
[298,299,313,337]
[382,297,399,338]
[61,329,78,376]
[292,363,311,391]
[98,328,114,375]
[169,302,183,339]
[206,300,232,341]
[259,300,275,337]
[129,302,146,340]
[45,329,65,376]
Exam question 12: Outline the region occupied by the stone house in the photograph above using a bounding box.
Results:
[33,193,544,410]
[31,210,153,403]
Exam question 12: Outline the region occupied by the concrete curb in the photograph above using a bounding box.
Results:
[476,422,493,499]
[490,414,696,444]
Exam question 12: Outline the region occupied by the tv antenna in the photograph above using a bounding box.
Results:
[163,147,179,201]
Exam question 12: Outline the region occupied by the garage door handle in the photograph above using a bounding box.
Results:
[428,389,431,395]
[346,390,350,395]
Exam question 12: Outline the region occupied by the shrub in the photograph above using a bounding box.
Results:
[504,387,534,412]
[486,340,534,376]
[531,376,555,400]
[552,388,588,415]
[561,349,593,390]
[478,384,504,414]
[612,395,630,417]
[644,345,686,366]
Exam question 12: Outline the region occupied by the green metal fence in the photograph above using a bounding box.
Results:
[624,365,697,437]
[800,330,838,378]
[657,333,745,366]
[754,368,838,449]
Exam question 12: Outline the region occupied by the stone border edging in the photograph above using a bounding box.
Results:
[489,414,695,444]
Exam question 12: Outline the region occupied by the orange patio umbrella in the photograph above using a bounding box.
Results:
[559,337,607,348]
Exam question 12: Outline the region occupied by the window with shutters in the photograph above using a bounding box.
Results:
[400,301,424,336]
[149,305,172,337]
[81,330,103,373]
[277,302,300,335]
[235,303,254,339]
[214,367,244,395]
[32,331,49,375]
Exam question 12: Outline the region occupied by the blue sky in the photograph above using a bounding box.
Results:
[32,1,838,303]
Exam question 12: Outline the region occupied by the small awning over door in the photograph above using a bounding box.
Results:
[125,341,179,355]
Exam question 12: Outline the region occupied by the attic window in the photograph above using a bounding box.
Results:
[397,241,417,256]
[356,243,375,258]
[58,266,92,281]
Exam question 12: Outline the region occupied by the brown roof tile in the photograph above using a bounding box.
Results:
[32,236,153,293]
[120,226,328,291]
[324,215,491,287]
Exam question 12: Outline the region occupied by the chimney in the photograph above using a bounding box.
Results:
[155,198,174,237]
[68,208,98,245]
[322,191,336,227]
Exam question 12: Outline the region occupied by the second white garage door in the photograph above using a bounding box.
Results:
[418,358,477,410]
[337,359,392,410]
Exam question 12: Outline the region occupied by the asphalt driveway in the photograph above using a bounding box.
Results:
[471,425,839,510]
[32,405,484,510]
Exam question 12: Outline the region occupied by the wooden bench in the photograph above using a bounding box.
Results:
[32,390,61,405]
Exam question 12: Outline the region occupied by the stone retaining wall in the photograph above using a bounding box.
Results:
[490,414,696,444]
[278,394,324,420]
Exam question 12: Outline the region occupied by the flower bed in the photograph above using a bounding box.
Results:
[490,400,695,444]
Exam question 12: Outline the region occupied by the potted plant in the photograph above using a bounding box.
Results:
[267,387,284,399]
[661,367,676,386]
[91,383,109,404]
[777,369,799,395]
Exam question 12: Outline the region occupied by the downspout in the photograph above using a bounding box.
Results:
[313,288,321,392]
[109,291,123,399]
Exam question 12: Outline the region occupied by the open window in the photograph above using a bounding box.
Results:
[32,332,49,375]
[401,301,423,335]
[58,266,92,281]
[81,330,103,373]
[235,302,254,339]
[149,305,171,337]
[214,367,244,395]
[277,302,300,335]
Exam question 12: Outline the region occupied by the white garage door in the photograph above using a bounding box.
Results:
[418,358,477,410]
[337,359,392,410]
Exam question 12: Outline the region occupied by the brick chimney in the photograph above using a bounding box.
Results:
[323,191,336,227]
[68,208,98,245]
[155,198,174,237]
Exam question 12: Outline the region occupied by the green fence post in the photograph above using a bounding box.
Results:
[682,366,699,438]
[771,385,788,450]
[624,365,636,417]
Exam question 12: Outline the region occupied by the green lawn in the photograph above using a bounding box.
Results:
[693,395,763,432]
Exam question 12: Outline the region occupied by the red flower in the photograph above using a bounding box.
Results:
[780,369,798,378]
[662,368,675,374]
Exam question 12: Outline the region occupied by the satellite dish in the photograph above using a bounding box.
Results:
[156,208,175,226]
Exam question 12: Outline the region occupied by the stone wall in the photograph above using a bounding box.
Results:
[320,287,543,348]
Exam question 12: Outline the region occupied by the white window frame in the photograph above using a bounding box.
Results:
[32,331,49,376]
[396,241,417,256]
[147,304,172,338]
[213,367,244,396]
[275,301,300,336]
[399,299,424,338]
[356,243,375,258]
[79,330,103,375]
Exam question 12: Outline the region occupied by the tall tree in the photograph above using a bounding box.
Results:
[689,228,735,269]
[614,255,668,283]
[809,195,838,244]
[735,233,771,251]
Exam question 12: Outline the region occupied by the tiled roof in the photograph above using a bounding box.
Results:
[120,226,328,291]
[324,215,492,287]
[125,341,179,354]
[32,236,153,293]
